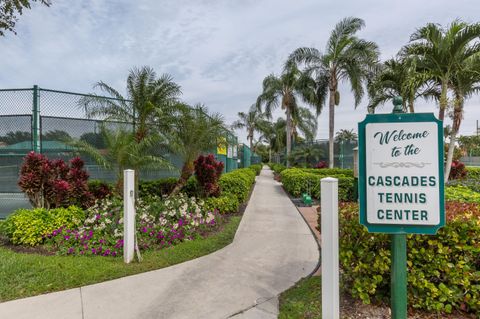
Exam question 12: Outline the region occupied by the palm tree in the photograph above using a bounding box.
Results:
[404,21,480,121]
[289,17,379,168]
[291,107,318,142]
[256,60,321,167]
[444,56,480,181]
[335,129,358,143]
[231,104,265,150]
[68,125,171,193]
[257,118,287,163]
[367,57,437,113]
[80,66,182,142]
[167,104,226,196]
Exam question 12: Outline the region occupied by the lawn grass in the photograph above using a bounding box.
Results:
[278,276,322,319]
[0,215,241,302]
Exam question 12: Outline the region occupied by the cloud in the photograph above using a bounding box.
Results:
[0,0,479,143]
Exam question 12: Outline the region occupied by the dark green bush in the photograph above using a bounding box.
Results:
[87,180,114,200]
[205,193,239,214]
[337,202,480,315]
[466,167,480,181]
[280,168,355,202]
[138,177,178,197]
[2,206,85,246]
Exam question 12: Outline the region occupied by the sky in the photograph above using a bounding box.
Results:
[0,0,479,144]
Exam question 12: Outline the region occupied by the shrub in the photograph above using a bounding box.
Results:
[466,167,480,181]
[448,160,467,180]
[249,164,262,176]
[194,154,224,197]
[2,206,84,246]
[445,185,480,203]
[88,180,114,200]
[219,168,256,202]
[139,177,178,198]
[18,152,93,209]
[270,163,287,174]
[280,168,355,202]
[205,193,239,214]
[337,202,480,315]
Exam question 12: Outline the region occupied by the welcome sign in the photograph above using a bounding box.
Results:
[358,113,445,234]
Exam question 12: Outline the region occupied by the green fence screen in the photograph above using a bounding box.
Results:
[0,86,239,218]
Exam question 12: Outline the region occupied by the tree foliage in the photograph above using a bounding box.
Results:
[0,0,51,36]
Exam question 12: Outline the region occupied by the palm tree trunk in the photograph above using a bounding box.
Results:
[170,161,194,196]
[328,88,336,168]
[408,101,414,113]
[249,130,253,151]
[438,80,448,121]
[269,148,272,163]
[286,109,292,167]
[444,96,463,182]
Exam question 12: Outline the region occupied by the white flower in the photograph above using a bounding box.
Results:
[118,218,124,224]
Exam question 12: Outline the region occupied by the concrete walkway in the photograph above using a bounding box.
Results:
[0,167,319,319]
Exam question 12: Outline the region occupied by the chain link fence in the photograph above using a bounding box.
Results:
[0,86,239,218]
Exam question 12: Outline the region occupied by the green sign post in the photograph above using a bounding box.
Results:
[358,98,445,318]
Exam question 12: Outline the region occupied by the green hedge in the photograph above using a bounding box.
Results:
[219,168,256,203]
[249,164,262,175]
[280,168,356,202]
[269,163,287,174]
[337,202,480,315]
[2,206,85,246]
[205,193,239,214]
[300,168,354,177]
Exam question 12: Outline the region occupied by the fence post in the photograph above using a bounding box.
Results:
[321,177,339,319]
[123,169,135,263]
[32,85,41,153]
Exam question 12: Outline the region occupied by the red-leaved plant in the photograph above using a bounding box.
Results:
[194,154,224,197]
[18,152,94,209]
[449,160,467,180]
[314,161,328,169]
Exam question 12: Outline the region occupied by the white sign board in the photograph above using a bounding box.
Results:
[359,113,444,234]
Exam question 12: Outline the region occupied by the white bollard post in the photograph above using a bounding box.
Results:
[321,177,339,319]
[123,169,135,263]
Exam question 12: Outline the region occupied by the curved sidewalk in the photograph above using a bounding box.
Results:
[0,167,319,319]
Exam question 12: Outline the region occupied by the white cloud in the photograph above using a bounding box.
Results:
[0,0,479,143]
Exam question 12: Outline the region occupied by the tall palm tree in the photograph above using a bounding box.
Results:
[289,17,379,168]
[256,60,321,167]
[404,21,480,121]
[80,66,182,142]
[167,104,226,196]
[367,57,437,113]
[445,56,480,181]
[231,104,265,151]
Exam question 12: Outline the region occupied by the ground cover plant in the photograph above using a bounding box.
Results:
[337,202,480,316]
